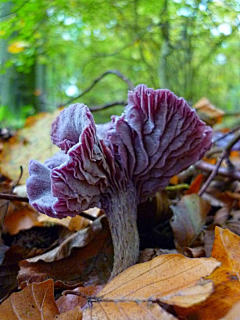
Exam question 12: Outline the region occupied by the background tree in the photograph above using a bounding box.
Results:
[0,0,239,127]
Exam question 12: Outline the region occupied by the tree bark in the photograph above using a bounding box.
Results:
[0,2,47,116]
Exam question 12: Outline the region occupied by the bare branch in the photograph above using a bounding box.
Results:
[0,0,30,19]
[90,100,127,112]
[195,160,240,181]
[198,130,240,196]
[61,70,134,107]
[0,193,29,203]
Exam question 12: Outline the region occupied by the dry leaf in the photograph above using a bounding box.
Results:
[0,109,62,182]
[3,202,39,235]
[0,263,19,302]
[18,216,113,287]
[170,194,211,250]
[161,280,214,307]
[82,254,220,319]
[175,227,240,319]
[220,300,240,320]
[185,174,204,195]
[193,97,224,125]
[98,254,219,305]
[0,279,59,319]
[54,306,82,319]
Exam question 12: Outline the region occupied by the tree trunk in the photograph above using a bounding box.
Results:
[0,2,47,117]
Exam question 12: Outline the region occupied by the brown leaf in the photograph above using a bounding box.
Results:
[226,209,240,235]
[18,216,113,287]
[220,300,240,320]
[170,194,211,250]
[0,109,62,182]
[185,174,204,195]
[81,254,220,319]
[0,263,19,302]
[175,227,240,319]
[3,201,39,235]
[98,254,219,306]
[0,244,49,302]
[193,97,224,125]
[54,307,82,320]
[0,279,59,319]
[203,226,216,257]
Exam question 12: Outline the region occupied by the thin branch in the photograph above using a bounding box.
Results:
[0,193,29,203]
[213,125,240,144]
[90,100,127,112]
[194,21,240,72]
[0,0,30,19]
[198,130,240,196]
[194,161,240,180]
[61,70,134,107]
[78,212,96,221]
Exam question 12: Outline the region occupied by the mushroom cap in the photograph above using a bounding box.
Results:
[26,85,212,218]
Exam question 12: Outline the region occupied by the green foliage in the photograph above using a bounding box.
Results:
[0,0,239,118]
[0,104,35,128]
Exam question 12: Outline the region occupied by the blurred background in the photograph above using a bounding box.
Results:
[0,0,239,127]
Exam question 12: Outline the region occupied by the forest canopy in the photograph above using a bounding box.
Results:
[0,0,239,127]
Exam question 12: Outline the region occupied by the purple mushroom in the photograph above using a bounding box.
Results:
[26,85,212,278]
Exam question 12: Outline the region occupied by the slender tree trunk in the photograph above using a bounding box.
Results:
[158,0,170,89]
[0,2,47,117]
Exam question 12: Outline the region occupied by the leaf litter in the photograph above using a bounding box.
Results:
[1,98,240,319]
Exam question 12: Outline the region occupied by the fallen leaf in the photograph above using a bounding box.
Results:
[175,227,240,319]
[18,216,113,287]
[54,306,82,319]
[185,174,204,194]
[225,209,240,235]
[220,300,240,320]
[0,109,62,182]
[98,254,219,305]
[3,201,39,235]
[0,279,59,319]
[193,97,224,125]
[161,280,213,307]
[82,254,220,319]
[0,263,19,302]
[170,194,211,250]
[183,246,205,258]
[139,248,178,263]
[203,225,216,257]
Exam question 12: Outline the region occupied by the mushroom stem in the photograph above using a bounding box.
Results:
[104,186,139,279]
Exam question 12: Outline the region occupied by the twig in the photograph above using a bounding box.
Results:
[78,211,96,221]
[195,161,240,180]
[0,0,30,19]
[213,125,240,144]
[12,166,23,191]
[0,193,29,202]
[61,70,134,107]
[90,100,127,112]
[198,130,240,196]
